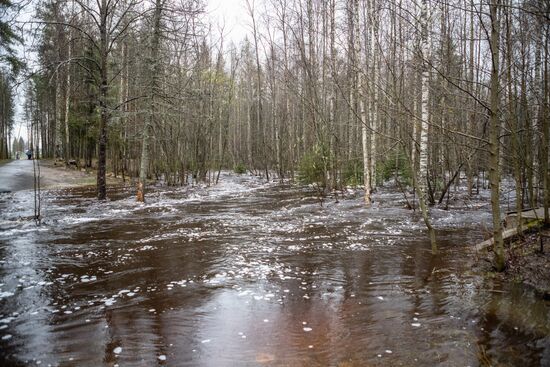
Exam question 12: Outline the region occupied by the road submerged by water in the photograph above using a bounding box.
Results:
[0,167,549,366]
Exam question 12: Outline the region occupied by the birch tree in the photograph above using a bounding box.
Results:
[417,0,437,253]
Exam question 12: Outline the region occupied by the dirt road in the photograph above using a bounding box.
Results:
[0,159,38,193]
[0,159,99,193]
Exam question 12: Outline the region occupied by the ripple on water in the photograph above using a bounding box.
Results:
[0,172,547,366]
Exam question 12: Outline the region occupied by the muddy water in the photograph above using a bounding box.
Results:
[0,173,548,366]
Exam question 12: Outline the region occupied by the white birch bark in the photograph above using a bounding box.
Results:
[418,0,437,253]
[354,0,371,205]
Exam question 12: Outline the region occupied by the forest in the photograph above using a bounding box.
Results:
[7,0,548,267]
[0,0,549,365]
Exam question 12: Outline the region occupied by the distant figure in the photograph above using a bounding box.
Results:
[15,152,19,160]
[26,150,32,160]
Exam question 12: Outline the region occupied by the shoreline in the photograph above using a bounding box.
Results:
[474,225,550,299]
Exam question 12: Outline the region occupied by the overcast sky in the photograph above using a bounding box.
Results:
[13,0,252,145]
[207,0,249,45]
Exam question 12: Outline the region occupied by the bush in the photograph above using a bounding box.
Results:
[298,145,328,186]
[342,159,363,186]
[233,162,247,174]
[376,150,412,186]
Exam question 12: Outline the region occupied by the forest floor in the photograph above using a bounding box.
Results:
[477,227,550,299]
[34,159,125,190]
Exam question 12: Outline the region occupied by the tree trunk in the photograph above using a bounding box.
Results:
[543,27,549,225]
[97,0,109,200]
[489,0,504,271]
[369,0,378,191]
[138,0,164,202]
[418,0,437,253]
[64,26,72,164]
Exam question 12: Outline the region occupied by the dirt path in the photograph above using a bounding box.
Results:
[0,159,120,193]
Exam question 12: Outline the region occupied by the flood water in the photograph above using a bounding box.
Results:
[0,173,548,366]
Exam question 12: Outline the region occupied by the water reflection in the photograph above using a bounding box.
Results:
[0,173,548,366]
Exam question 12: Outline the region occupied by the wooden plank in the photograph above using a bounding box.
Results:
[474,210,544,252]
[504,208,544,229]
[474,227,518,252]
[506,208,544,220]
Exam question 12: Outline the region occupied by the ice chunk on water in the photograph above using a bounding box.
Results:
[113,347,122,354]
[2,334,12,340]
[158,355,166,361]
[201,339,211,343]
[411,323,421,327]
[303,327,312,332]
[0,291,14,299]
[377,296,384,300]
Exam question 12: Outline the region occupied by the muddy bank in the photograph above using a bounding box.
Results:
[476,228,550,298]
